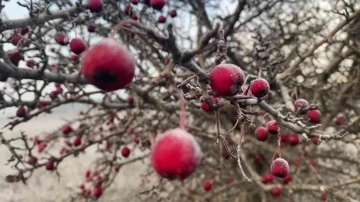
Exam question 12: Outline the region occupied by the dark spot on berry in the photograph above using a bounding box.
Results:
[93,69,117,88]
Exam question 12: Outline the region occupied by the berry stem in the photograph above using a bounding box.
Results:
[178,90,186,130]
[237,125,252,182]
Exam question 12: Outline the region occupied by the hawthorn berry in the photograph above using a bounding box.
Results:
[201,96,219,112]
[73,136,82,147]
[169,9,177,18]
[310,161,317,168]
[261,173,273,184]
[335,115,344,126]
[70,38,86,55]
[254,154,262,163]
[287,134,299,146]
[45,160,55,170]
[158,15,166,23]
[266,120,278,135]
[294,98,309,114]
[320,193,327,201]
[26,60,36,68]
[128,97,135,105]
[37,142,47,153]
[27,156,38,165]
[121,147,131,158]
[11,34,22,46]
[255,127,268,141]
[272,187,281,197]
[50,90,59,99]
[143,0,151,6]
[209,64,245,96]
[283,174,292,184]
[124,5,133,15]
[62,125,73,136]
[8,50,24,66]
[81,38,136,92]
[16,106,26,117]
[18,27,29,35]
[311,137,319,145]
[271,158,290,178]
[87,0,103,13]
[279,134,289,144]
[87,23,96,32]
[151,128,202,180]
[203,181,212,191]
[113,165,120,173]
[55,33,69,45]
[250,78,270,97]
[150,0,165,11]
[93,187,102,198]
[307,109,321,123]
[131,0,139,4]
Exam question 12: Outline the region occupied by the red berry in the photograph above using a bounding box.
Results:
[18,27,29,35]
[266,120,278,135]
[209,64,245,96]
[143,0,151,6]
[114,165,120,173]
[151,128,202,180]
[70,55,79,62]
[250,78,270,97]
[73,136,82,147]
[87,23,96,32]
[158,15,166,23]
[294,99,309,114]
[320,193,327,201]
[283,174,292,184]
[45,160,55,170]
[11,34,22,46]
[128,97,135,105]
[271,158,289,178]
[26,59,36,68]
[261,173,273,184]
[37,142,47,153]
[27,156,38,165]
[50,90,59,99]
[16,106,26,117]
[124,5,133,15]
[279,134,288,144]
[203,181,212,191]
[150,0,165,11]
[8,50,24,66]
[201,96,219,112]
[169,9,177,18]
[87,0,103,13]
[131,0,139,5]
[307,109,321,123]
[81,38,136,92]
[311,137,319,145]
[288,134,299,146]
[37,101,47,108]
[335,115,344,126]
[55,33,69,45]
[131,13,139,21]
[272,187,281,196]
[93,187,102,198]
[310,160,317,168]
[121,147,131,158]
[62,125,73,136]
[70,38,86,55]
[255,127,268,141]
[254,154,262,163]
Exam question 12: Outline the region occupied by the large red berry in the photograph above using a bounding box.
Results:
[70,38,86,55]
[272,187,281,196]
[287,134,299,146]
[150,0,165,11]
[16,106,26,117]
[81,38,136,92]
[271,158,290,178]
[73,136,82,147]
[209,64,245,96]
[93,187,102,198]
[294,98,309,114]
[283,174,292,184]
[307,109,321,123]
[151,128,202,180]
[62,125,73,136]
[203,181,212,191]
[55,33,69,45]
[45,160,55,170]
[87,0,103,13]
[121,147,131,158]
[255,127,268,141]
[250,78,270,97]
[266,120,278,135]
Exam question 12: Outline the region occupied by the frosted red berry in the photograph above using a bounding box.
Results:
[271,158,290,178]
[87,23,96,32]
[266,120,278,135]
[201,96,219,112]
[70,38,86,55]
[55,33,69,45]
[250,78,270,97]
[294,98,309,114]
[11,34,22,46]
[307,109,321,123]
[288,134,299,146]
[150,0,165,11]
[209,64,245,96]
[62,125,73,136]
[255,127,268,141]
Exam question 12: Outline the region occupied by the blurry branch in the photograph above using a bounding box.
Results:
[276,7,360,81]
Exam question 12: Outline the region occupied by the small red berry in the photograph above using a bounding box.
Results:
[87,23,96,32]
[87,0,103,13]
[169,9,177,18]
[288,134,299,146]
[26,60,36,68]
[320,193,327,201]
[283,174,292,184]
[255,127,268,141]
[114,165,120,173]
[209,64,245,96]
[130,13,139,21]
[254,154,262,163]
[121,147,131,158]
[131,0,139,5]
[8,50,24,66]
[81,38,136,92]
[27,156,38,165]
[16,106,26,117]
[45,160,55,170]
[261,173,273,184]
[279,134,289,144]
[70,38,86,55]
[18,27,29,35]
[11,34,22,46]
[93,187,102,198]
[294,98,309,114]
[266,120,278,135]
[62,125,73,136]
[201,96,219,112]
[70,55,79,62]
[37,142,47,153]
[311,137,319,145]
[150,0,165,11]
[151,128,202,180]
[124,5,133,15]
[271,158,290,178]
[272,187,281,197]
[73,136,82,147]
[50,90,59,99]
[203,181,212,191]
[250,78,270,97]
[307,109,321,123]
[335,114,344,126]
[310,160,317,168]
[55,33,69,45]
[128,97,135,105]
[158,15,166,23]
